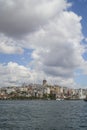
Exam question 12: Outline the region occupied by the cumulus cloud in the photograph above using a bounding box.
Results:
[0,62,76,87]
[27,11,84,79]
[0,62,31,86]
[0,34,24,54]
[0,0,69,38]
[0,42,23,54]
[0,0,86,87]
[80,61,87,75]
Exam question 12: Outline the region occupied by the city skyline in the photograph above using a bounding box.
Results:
[0,0,87,88]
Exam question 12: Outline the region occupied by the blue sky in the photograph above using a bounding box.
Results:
[68,0,87,37]
[0,0,87,88]
[0,48,33,66]
[68,0,87,87]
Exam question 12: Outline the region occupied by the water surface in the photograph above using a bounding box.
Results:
[0,100,87,130]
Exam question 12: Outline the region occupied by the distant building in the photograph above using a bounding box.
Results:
[43,87,50,95]
[43,79,47,86]
[6,87,16,94]
[19,87,28,92]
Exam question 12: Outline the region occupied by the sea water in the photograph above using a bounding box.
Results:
[0,100,87,130]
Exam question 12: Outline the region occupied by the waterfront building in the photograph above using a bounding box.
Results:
[19,87,28,92]
[43,87,50,95]
[6,87,16,94]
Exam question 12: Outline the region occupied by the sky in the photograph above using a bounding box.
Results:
[0,0,87,88]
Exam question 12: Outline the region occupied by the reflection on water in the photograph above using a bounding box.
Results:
[0,100,87,130]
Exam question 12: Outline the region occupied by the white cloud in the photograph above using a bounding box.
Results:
[0,34,24,54]
[0,62,76,87]
[26,11,84,79]
[0,42,23,54]
[0,0,69,38]
[0,0,86,88]
[0,62,31,86]
[80,61,87,75]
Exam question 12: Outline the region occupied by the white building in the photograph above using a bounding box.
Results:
[6,88,16,94]
[19,87,28,92]
[43,87,50,94]
[78,89,86,99]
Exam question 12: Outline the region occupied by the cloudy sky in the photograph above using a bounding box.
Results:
[0,0,87,88]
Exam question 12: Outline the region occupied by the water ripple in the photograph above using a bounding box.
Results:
[0,100,87,130]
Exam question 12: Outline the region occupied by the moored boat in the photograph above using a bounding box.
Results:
[84,99,87,101]
[83,95,87,101]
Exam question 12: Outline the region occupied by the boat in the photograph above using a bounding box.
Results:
[83,96,87,101]
[56,98,64,101]
[56,98,61,101]
[84,99,87,101]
